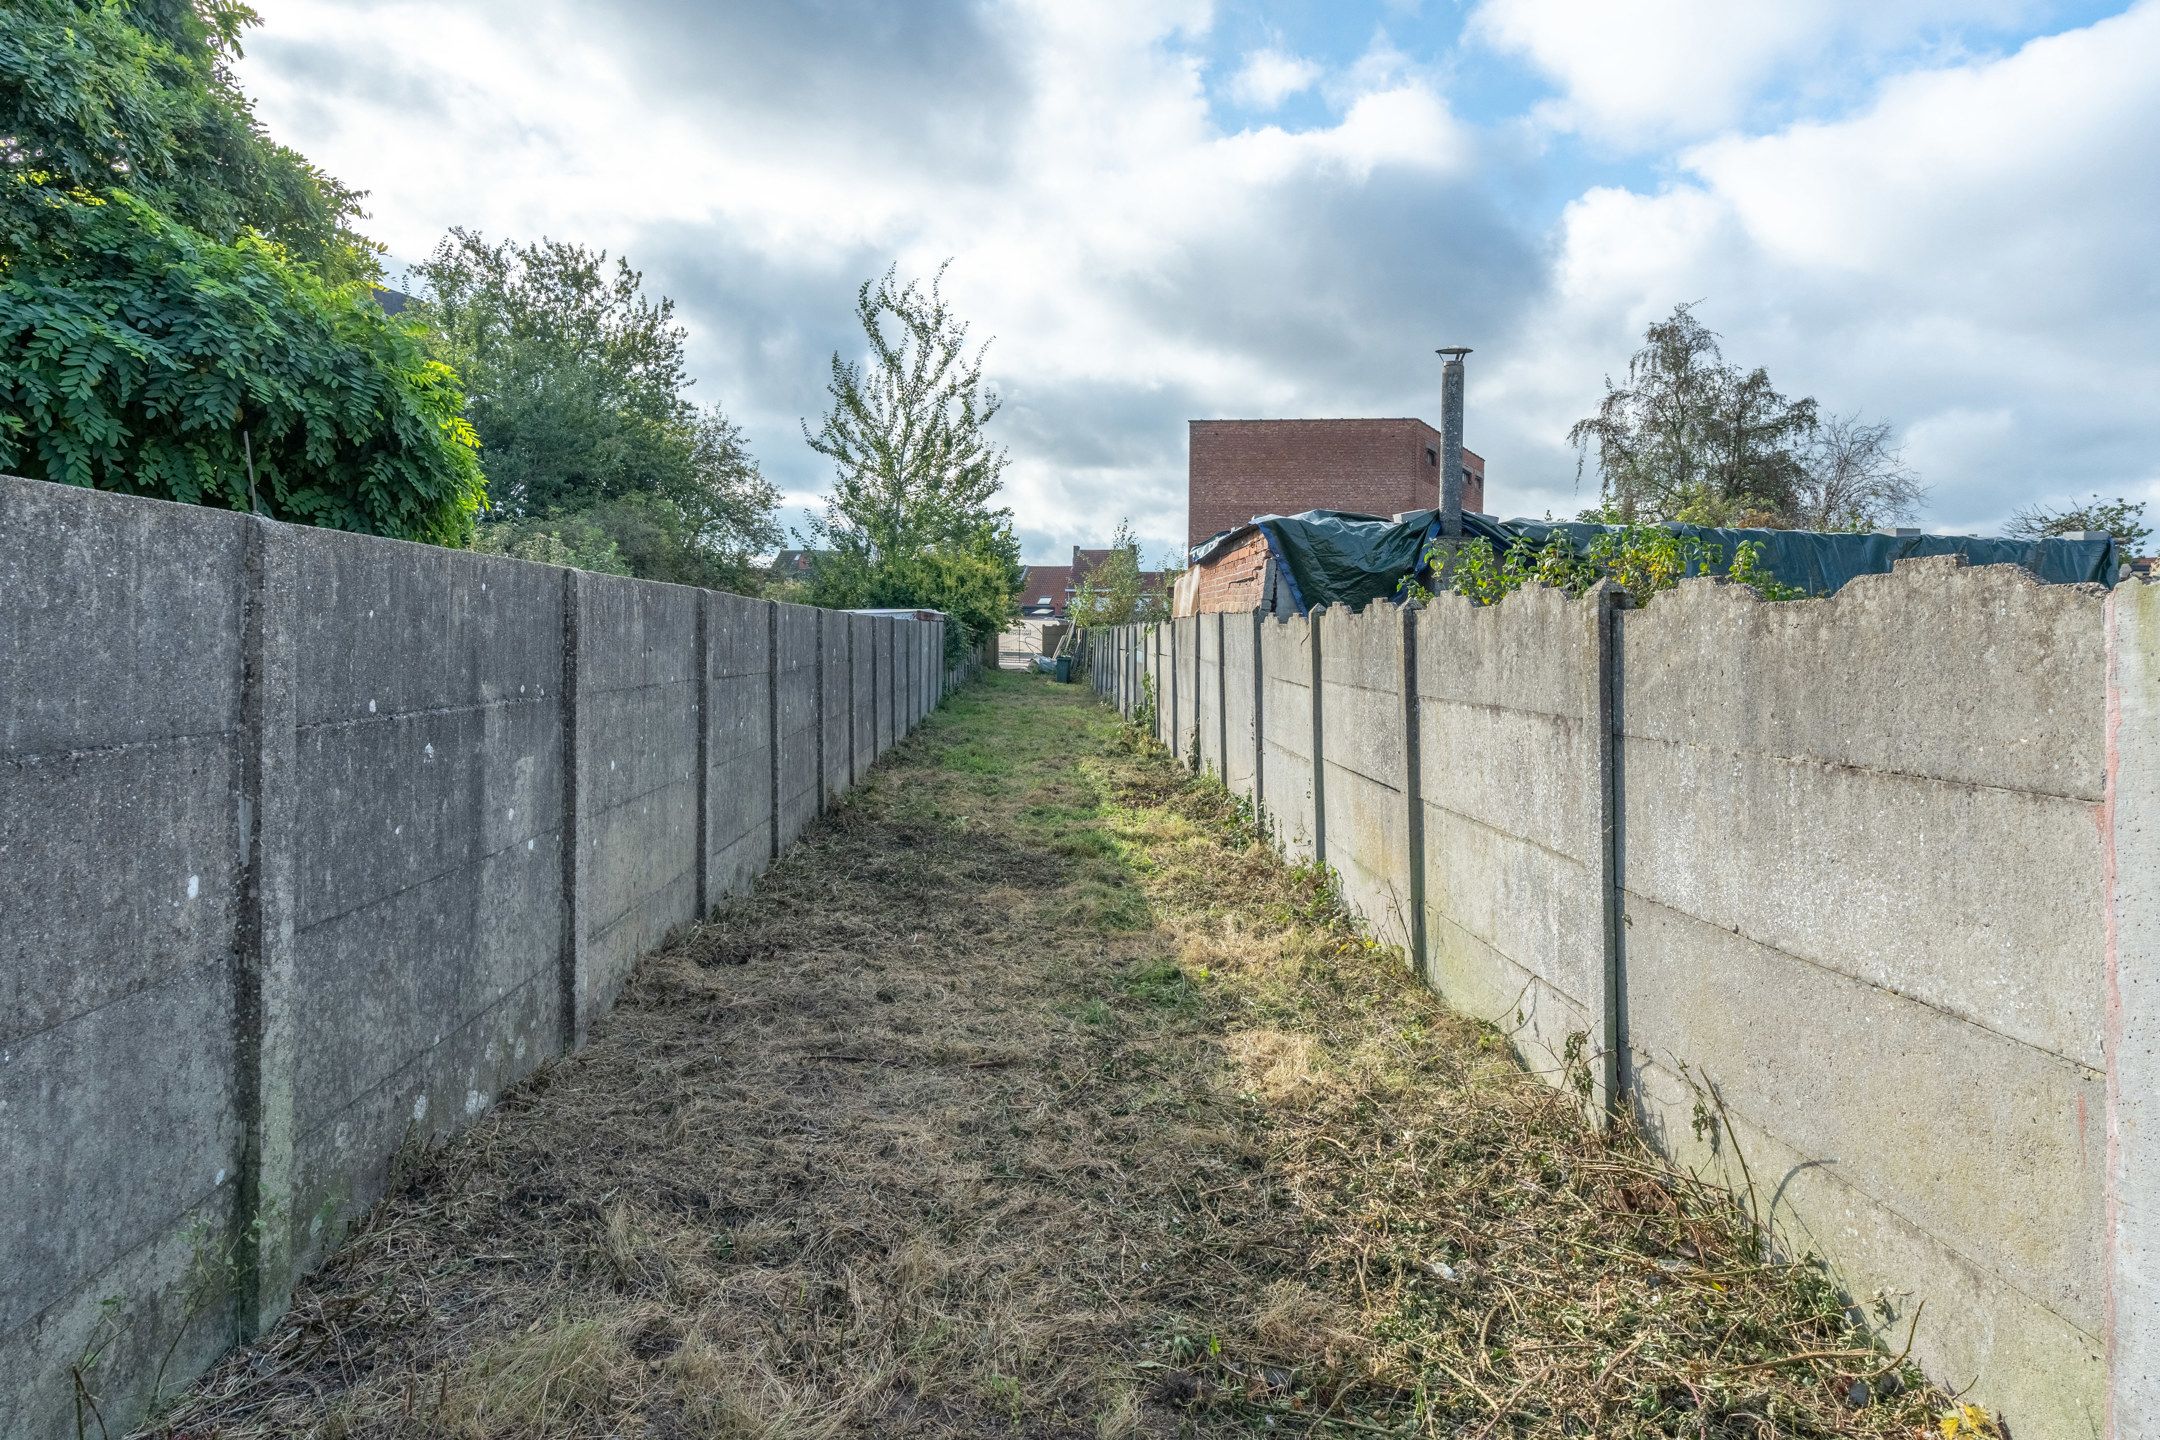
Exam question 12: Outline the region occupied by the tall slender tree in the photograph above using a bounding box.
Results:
[803,262,1020,649]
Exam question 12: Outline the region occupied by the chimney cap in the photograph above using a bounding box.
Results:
[1435,346,1473,359]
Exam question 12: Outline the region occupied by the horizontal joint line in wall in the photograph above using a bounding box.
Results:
[1417,694,1592,728]
[1,729,241,768]
[296,829,565,935]
[586,864,701,942]
[586,776,698,817]
[1613,729,2101,807]
[1628,1051,2105,1342]
[1424,906,1594,1020]
[296,968,550,1143]
[1,1179,233,1349]
[583,675,699,698]
[2,950,237,1051]
[1620,890,2104,1079]
[1421,799,1594,871]
[296,693,557,735]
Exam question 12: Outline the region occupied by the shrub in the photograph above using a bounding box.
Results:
[0,187,485,544]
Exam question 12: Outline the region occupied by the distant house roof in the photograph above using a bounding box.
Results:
[373,287,413,315]
[770,549,833,575]
[1019,564,1073,614]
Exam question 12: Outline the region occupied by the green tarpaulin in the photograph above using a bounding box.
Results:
[1191,510,2121,614]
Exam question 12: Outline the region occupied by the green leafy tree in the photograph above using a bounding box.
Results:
[1,0,378,280]
[2006,494,2151,552]
[0,188,485,543]
[1569,303,1822,527]
[803,262,1021,652]
[1069,519,1164,627]
[410,230,781,588]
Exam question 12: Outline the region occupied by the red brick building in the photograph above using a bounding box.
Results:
[1187,418,1486,549]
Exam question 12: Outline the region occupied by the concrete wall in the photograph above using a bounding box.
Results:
[1257,616,1319,864]
[1196,614,1224,779]
[1412,583,1611,1104]
[1222,613,1260,803]
[1089,558,2154,1440]
[0,476,951,1440]
[1316,604,1414,956]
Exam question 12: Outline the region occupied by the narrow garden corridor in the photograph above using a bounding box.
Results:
[153,672,1942,1440]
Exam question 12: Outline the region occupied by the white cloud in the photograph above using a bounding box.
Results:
[235,0,2160,556]
[1474,1,2160,531]
[1227,47,1323,109]
[1468,0,2041,147]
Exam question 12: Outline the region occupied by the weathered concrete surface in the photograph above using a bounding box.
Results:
[775,603,821,850]
[1258,617,1318,862]
[819,613,849,806]
[1411,584,1604,1081]
[1318,605,1413,955]
[851,613,875,784]
[1619,562,2110,1434]
[2109,578,2160,1440]
[579,574,702,1014]
[1196,614,1224,779]
[1,482,252,1440]
[707,591,773,902]
[1222,614,1259,804]
[0,475,950,1440]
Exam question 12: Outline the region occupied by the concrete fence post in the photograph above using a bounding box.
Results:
[1401,602,1427,980]
[234,517,297,1340]
[694,592,711,918]
[1592,586,1625,1126]
[2107,583,2160,1436]
[847,614,859,786]
[1309,607,1327,868]
[813,609,828,810]
[1168,621,1180,760]
[560,569,590,1048]
[766,600,781,861]
[1216,610,1229,780]
[1251,609,1266,817]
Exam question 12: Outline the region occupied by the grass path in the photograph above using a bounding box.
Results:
[152,671,1944,1439]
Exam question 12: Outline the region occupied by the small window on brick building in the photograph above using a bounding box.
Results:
[1426,446,1439,466]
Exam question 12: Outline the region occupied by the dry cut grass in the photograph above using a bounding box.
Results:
[144,670,1954,1439]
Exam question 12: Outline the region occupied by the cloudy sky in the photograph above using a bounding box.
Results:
[238,0,2159,562]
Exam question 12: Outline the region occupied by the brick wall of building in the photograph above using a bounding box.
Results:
[1178,528,1273,615]
[1188,418,1486,549]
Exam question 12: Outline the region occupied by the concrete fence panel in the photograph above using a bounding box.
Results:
[577,574,702,1018]
[1,484,255,1440]
[1257,616,1320,863]
[1222,613,1260,805]
[851,613,876,783]
[1316,604,1414,956]
[706,590,773,903]
[288,529,571,1296]
[819,611,850,806]
[773,603,821,850]
[1196,612,1224,779]
[1410,583,1609,1093]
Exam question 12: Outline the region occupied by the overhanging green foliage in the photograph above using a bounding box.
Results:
[0,188,486,544]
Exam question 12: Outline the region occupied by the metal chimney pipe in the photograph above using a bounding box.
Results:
[1436,347,1471,537]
